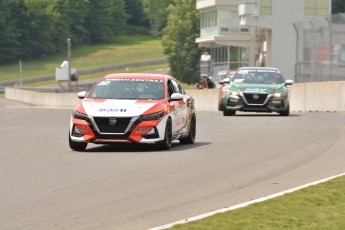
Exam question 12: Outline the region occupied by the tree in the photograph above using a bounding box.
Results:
[142,0,172,37]
[20,0,58,57]
[125,0,148,27]
[162,0,201,84]
[0,0,26,62]
[54,0,89,45]
[85,0,126,43]
[332,0,345,14]
[111,0,128,36]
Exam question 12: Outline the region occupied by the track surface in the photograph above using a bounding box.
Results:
[1,98,345,230]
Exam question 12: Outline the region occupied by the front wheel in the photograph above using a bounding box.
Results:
[279,105,290,116]
[223,109,236,116]
[69,134,87,151]
[179,115,196,144]
[159,119,172,150]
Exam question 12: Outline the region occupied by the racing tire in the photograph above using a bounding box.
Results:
[223,109,236,116]
[69,133,87,151]
[279,105,290,116]
[179,115,196,144]
[159,119,172,150]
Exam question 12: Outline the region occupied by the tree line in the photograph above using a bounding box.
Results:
[0,0,172,64]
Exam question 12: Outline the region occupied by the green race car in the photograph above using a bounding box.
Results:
[222,67,294,116]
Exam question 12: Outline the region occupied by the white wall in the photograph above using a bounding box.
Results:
[5,81,345,112]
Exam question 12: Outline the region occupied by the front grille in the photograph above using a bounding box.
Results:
[93,133,130,140]
[93,117,132,133]
[243,93,268,105]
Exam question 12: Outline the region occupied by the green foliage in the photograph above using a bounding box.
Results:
[332,0,345,14]
[54,0,89,45]
[0,0,139,63]
[162,0,201,84]
[125,0,149,27]
[142,0,173,37]
[0,0,26,63]
[85,0,119,43]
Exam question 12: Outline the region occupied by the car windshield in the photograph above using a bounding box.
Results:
[233,69,284,84]
[88,78,164,100]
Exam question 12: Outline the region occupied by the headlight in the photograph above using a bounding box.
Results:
[139,111,164,121]
[73,110,89,120]
[272,92,287,98]
[227,90,240,96]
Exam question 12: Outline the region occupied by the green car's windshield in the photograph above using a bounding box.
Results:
[233,69,284,84]
[88,79,164,100]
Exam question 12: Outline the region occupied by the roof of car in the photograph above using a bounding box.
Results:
[237,67,280,71]
[103,73,171,80]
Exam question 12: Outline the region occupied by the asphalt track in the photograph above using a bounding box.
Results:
[1,98,345,230]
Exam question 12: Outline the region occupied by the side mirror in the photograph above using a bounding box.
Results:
[77,91,87,99]
[285,79,294,85]
[222,77,230,84]
[170,93,184,101]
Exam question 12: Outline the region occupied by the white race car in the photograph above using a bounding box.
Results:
[69,73,196,151]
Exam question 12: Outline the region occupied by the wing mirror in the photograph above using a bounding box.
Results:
[170,93,184,101]
[222,77,230,84]
[77,91,87,99]
[285,79,294,85]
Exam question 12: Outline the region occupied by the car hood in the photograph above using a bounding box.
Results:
[81,99,159,117]
[229,83,286,94]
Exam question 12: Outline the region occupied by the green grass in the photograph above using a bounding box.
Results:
[0,35,166,83]
[170,176,345,230]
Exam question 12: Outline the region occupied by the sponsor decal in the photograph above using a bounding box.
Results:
[244,88,266,93]
[136,128,152,133]
[99,108,127,112]
[176,117,185,126]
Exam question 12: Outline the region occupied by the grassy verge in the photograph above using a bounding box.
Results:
[0,35,165,83]
[170,175,345,230]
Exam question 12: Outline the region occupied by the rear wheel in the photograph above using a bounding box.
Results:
[69,133,87,151]
[159,119,172,150]
[223,109,236,116]
[179,115,196,144]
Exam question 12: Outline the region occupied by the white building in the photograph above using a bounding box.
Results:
[196,0,332,81]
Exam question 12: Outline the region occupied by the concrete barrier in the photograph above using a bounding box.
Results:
[5,81,345,112]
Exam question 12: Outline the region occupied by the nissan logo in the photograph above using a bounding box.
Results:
[109,117,117,125]
[253,94,259,100]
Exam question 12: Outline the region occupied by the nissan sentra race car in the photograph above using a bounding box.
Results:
[222,67,294,116]
[69,73,196,151]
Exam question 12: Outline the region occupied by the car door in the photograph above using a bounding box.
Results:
[167,79,188,135]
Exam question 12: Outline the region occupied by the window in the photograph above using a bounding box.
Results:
[260,0,272,15]
[305,0,330,16]
[200,9,217,29]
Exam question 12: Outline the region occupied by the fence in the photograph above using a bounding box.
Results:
[294,13,345,83]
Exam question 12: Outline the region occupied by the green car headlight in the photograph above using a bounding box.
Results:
[272,92,287,98]
[227,90,240,96]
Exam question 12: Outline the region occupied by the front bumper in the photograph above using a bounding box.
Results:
[224,93,288,113]
[69,114,168,144]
